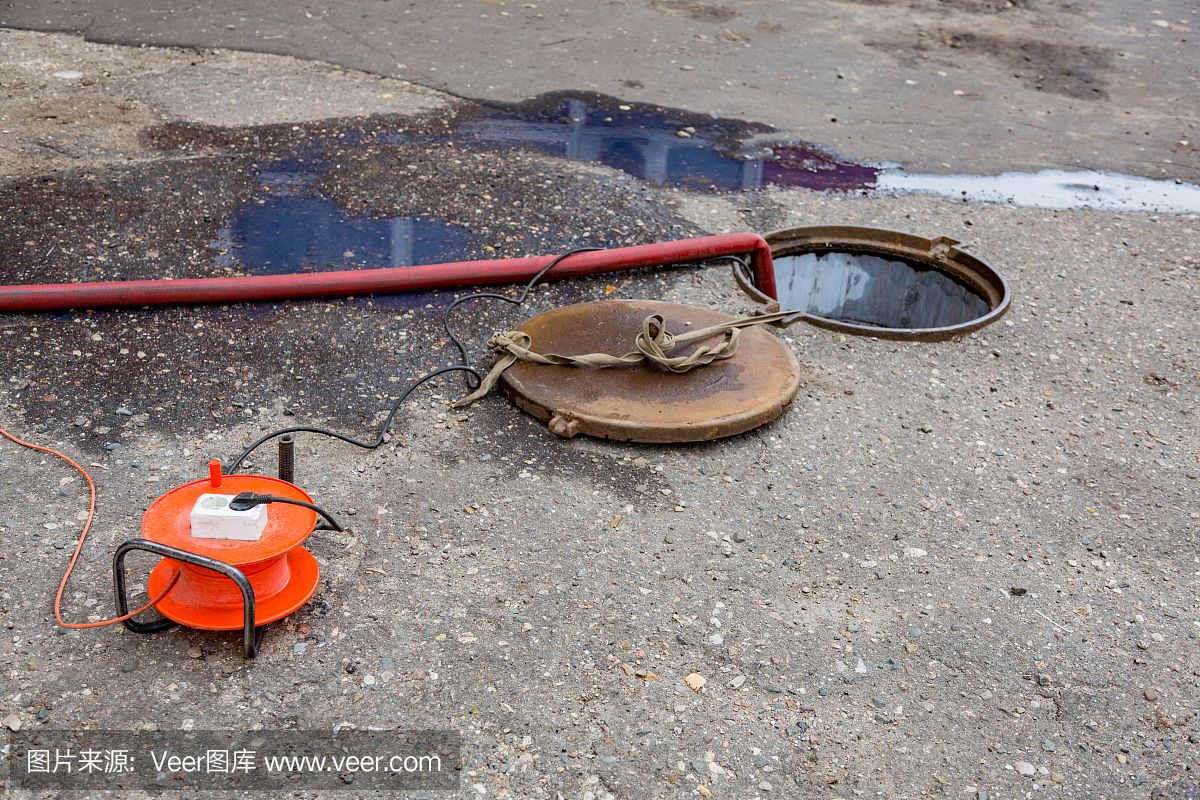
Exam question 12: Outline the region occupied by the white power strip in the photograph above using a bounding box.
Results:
[189,493,269,541]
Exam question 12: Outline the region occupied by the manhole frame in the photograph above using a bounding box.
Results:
[734,225,1012,341]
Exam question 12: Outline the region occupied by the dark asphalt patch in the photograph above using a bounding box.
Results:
[0,103,704,451]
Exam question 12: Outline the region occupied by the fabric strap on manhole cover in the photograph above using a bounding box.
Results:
[454,309,796,407]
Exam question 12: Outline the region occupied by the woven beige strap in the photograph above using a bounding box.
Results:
[453,310,794,407]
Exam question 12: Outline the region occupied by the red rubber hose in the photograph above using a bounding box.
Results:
[0,233,777,312]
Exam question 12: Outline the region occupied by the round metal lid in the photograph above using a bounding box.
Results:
[498,299,801,443]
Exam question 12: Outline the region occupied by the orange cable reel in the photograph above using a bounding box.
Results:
[142,459,323,631]
[2,424,329,652]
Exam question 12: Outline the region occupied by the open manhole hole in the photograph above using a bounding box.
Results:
[735,226,1011,340]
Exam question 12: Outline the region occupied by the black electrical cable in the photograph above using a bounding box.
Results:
[228,492,344,531]
[443,247,602,390]
[227,248,599,473]
[227,248,751,473]
[226,364,478,473]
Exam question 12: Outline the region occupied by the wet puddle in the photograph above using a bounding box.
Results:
[773,252,991,330]
[206,91,1199,282]
[211,157,480,275]
[213,194,477,274]
[455,93,880,192]
[451,93,1200,212]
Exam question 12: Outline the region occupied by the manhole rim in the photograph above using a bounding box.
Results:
[736,225,1012,341]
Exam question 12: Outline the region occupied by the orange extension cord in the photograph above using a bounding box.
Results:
[0,424,178,628]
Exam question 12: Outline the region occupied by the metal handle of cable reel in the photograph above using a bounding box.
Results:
[112,539,267,660]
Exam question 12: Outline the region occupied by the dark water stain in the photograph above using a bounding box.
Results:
[451,91,880,192]
[2,107,704,443]
[773,251,991,330]
[210,153,481,278]
[936,31,1111,100]
[848,0,1023,13]
[167,107,706,319]
[868,28,1110,100]
[651,0,740,23]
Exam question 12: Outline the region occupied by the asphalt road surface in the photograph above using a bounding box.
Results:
[0,4,1197,800]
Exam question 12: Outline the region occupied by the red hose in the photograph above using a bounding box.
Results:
[0,233,777,312]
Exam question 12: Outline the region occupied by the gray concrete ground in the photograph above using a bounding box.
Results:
[0,11,1198,800]
[2,0,1198,179]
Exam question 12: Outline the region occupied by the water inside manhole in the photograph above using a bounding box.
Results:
[773,251,992,331]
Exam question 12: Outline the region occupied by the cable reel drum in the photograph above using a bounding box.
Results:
[113,440,334,658]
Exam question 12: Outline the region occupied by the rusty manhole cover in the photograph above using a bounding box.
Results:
[498,299,801,443]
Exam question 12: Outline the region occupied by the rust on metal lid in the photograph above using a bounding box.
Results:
[498,299,801,443]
